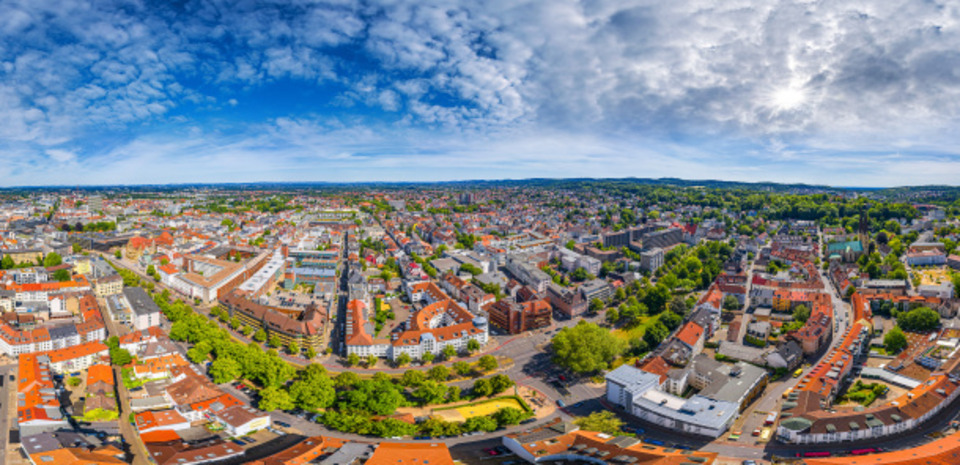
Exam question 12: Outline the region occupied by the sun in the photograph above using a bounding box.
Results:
[771,85,807,111]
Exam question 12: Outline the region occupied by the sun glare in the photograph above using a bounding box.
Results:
[771,86,806,111]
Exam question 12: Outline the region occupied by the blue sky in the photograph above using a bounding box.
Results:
[2,0,960,187]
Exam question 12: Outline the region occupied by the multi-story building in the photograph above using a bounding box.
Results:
[94,274,123,297]
[546,283,587,318]
[579,279,613,302]
[640,248,664,273]
[222,290,326,353]
[487,298,551,334]
[0,293,106,356]
[504,257,551,294]
[17,352,70,436]
[346,283,488,361]
[605,365,738,438]
[124,287,162,330]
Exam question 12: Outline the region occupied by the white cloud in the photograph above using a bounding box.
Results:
[45,148,76,163]
[4,0,960,185]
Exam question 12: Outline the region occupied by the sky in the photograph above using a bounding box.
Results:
[2,0,960,187]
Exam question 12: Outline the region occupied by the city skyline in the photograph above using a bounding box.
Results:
[3,0,960,187]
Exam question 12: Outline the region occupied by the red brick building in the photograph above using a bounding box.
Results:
[487,298,552,334]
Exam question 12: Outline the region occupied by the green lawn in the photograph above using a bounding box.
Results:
[612,314,661,342]
[76,408,119,422]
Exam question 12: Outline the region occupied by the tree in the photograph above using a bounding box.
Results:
[187,344,211,364]
[490,374,514,394]
[147,264,156,276]
[209,357,242,384]
[466,338,481,353]
[574,411,624,435]
[589,298,604,314]
[619,304,642,326]
[428,365,450,382]
[396,352,412,367]
[43,252,62,267]
[453,361,472,377]
[334,371,360,388]
[723,295,740,311]
[52,269,71,282]
[306,347,318,360]
[668,296,689,316]
[477,355,498,372]
[242,326,255,337]
[347,353,361,367]
[644,284,671,314]
[414,381,449,406]
[72,243,82,254]
[898,307,940,332]
[551,321,626,374]
[472,378,493,397]
[365,354,377,367]
[114,250,122,259]
[289,364,336,411]
[258,386,294,412]
[287,341,300,355]
[422,351,436,364]
[268,334,282,348]
[660,311,683,331]
[442,344,457,360]
[446,385,461,403]
[464,415,498,432]
[253,329,267,342]
[605,307,620,325]
[109,347,132,366]
[459,263,482,275]
[492,407,526,426]
[884,326,908,354]
[0,255,14,270]
[401,370,426,387]
[792,304,811,323]
[67,377,83,387]
[843,286,857,299]
[572,268,592,282]
[643,321,669,348]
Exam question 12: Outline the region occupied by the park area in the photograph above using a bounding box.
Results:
[612,314,662,342]
[431,395,532,422]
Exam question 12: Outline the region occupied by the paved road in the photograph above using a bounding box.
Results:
[1,363,19,464]
[97,291,152,465]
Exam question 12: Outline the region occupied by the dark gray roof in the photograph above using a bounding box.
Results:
[123,287,161,316]
[20,433,62,455]
[47,324,79,341]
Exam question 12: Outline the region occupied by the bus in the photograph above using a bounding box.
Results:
[851,449,879,455]
[793,368,804,378]
[782,387,794,399]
